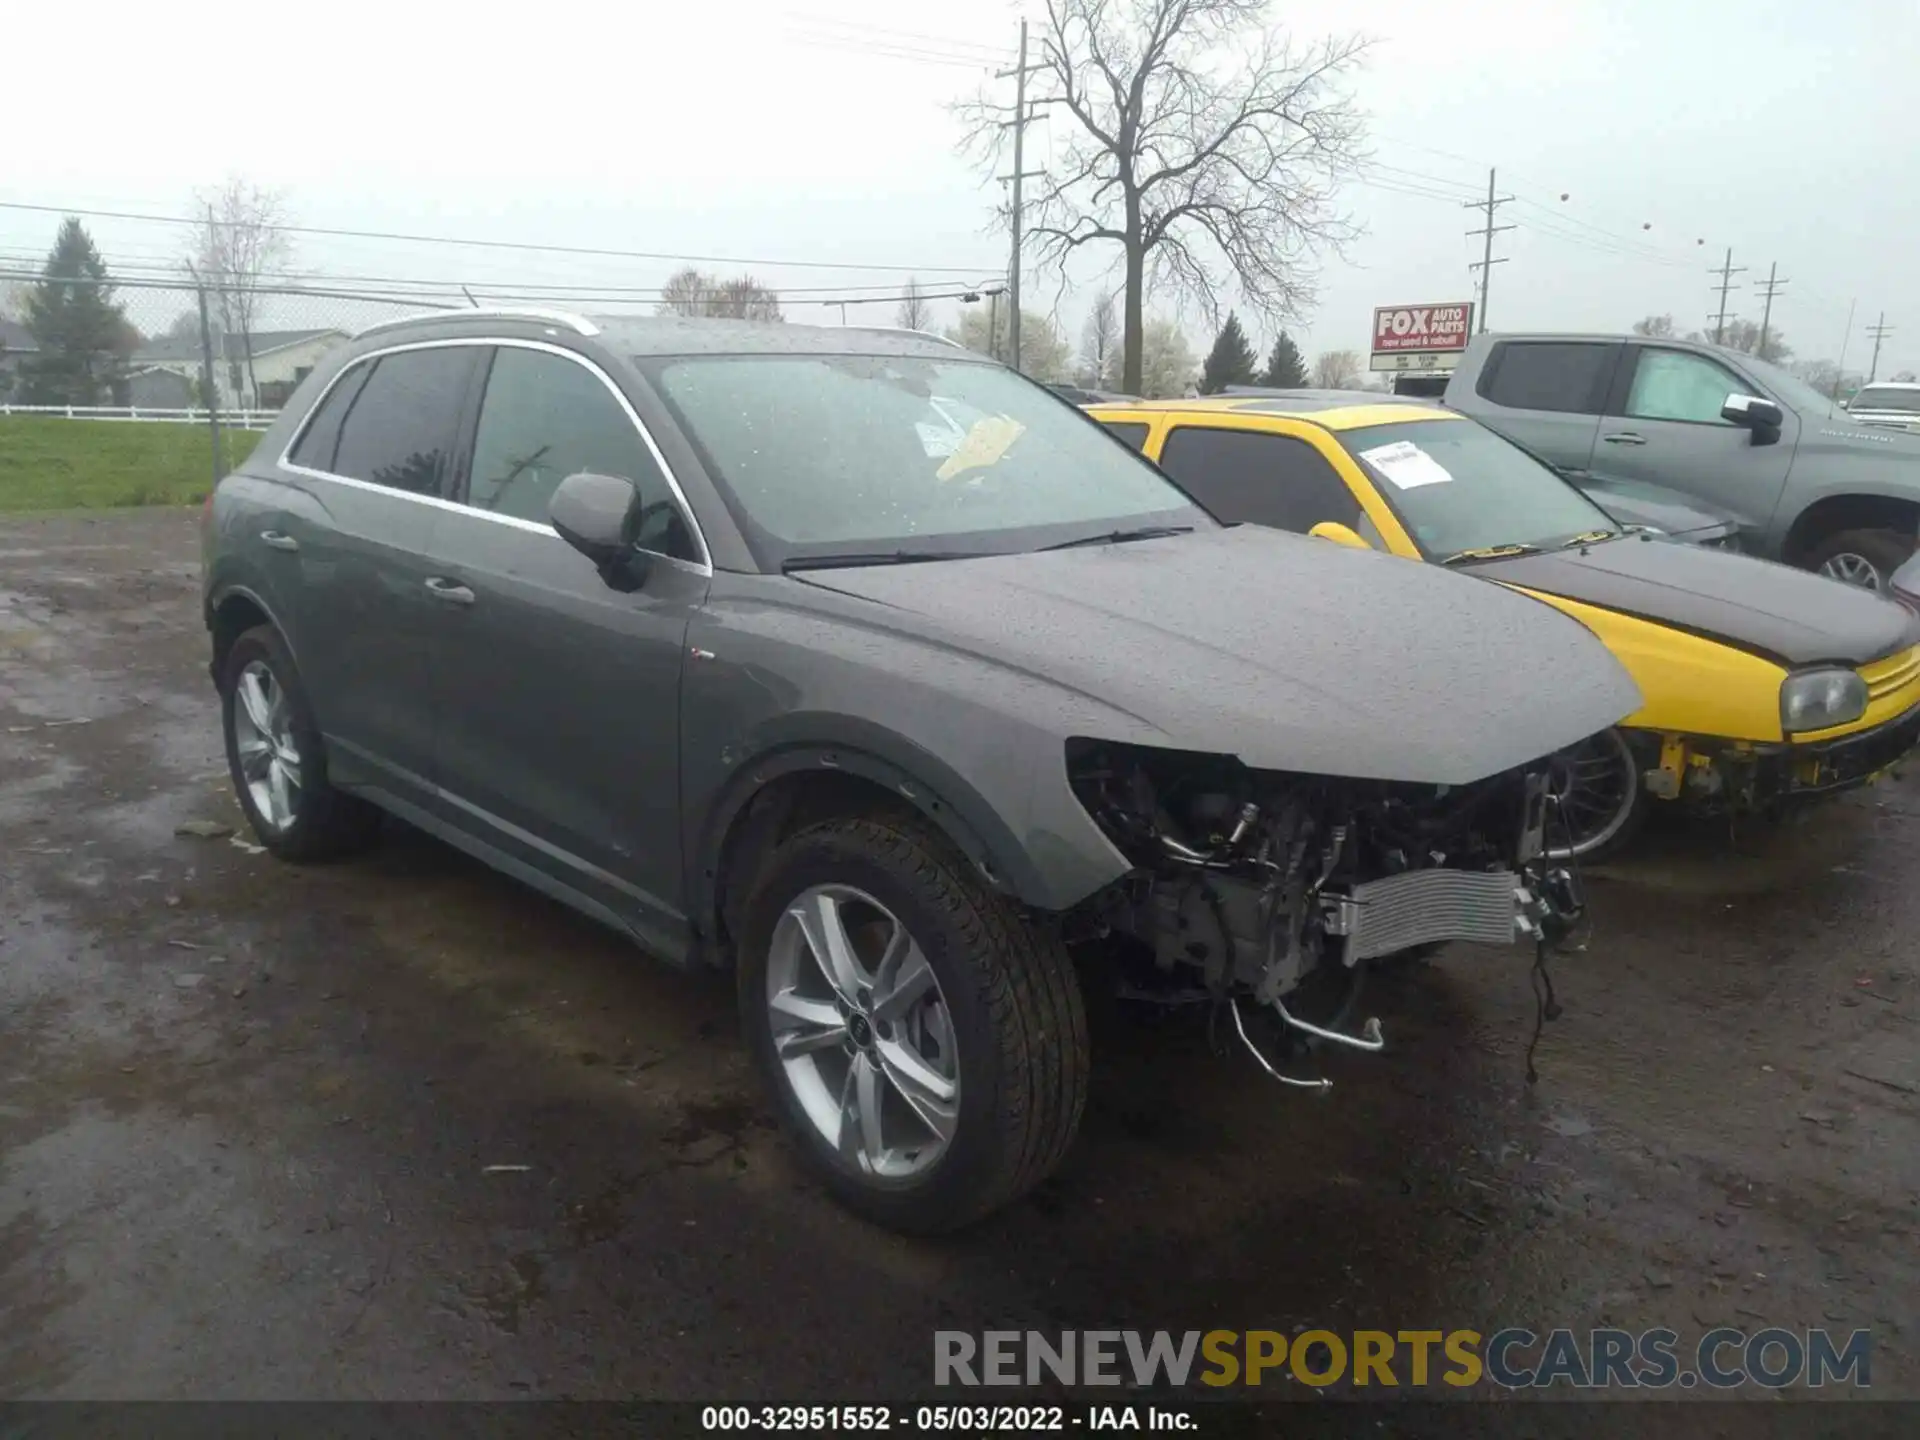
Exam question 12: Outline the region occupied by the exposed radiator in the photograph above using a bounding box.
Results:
[1323,868,1522,963]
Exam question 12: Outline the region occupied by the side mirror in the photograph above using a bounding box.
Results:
[1721,392,1784,434]
[1310,521,1373,550]
[550,471,652,591]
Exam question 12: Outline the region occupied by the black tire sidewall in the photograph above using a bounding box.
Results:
[220,627,331,858]
[736,822,1017,1231]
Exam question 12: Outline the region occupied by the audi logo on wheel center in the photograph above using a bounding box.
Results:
[1371,302,1474,355]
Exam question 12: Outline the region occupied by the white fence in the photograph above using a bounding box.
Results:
[0,404,280,430]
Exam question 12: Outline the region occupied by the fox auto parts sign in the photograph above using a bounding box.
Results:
[1370,302,1474,371]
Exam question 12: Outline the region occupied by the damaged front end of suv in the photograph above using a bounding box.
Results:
[1063,738,1581,1085]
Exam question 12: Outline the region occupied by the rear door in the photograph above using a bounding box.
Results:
[1463,339,1621,472]
[419,342,710,953]
[278,343,482,801]
[1595,344,1797,533]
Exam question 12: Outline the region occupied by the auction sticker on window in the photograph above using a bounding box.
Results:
[1358,439,1453,489]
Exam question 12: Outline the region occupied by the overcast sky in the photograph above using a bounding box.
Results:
[2,0,1914,376]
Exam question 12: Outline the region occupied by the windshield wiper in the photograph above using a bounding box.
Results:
[1037,525,1194,552]
[1557,529,1623,549]
[781,550,989,573]
[1439,542,1543,565]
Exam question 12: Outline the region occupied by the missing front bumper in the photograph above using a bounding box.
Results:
[1320,864,1579,965]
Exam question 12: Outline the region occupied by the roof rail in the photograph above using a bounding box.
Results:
[838,324,965,350]
[353,306,600,339]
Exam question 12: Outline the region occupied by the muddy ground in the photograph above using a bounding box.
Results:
[1,508,1915,1418]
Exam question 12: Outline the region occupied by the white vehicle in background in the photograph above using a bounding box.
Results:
[1847,382,1920,434]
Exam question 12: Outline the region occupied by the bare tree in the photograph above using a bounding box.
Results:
[1311,348,1361,388]
[1137,316,1197,397]
[897,279,932,331]
[655,267,783,321]
[949,307,1074,382]
[1079,290,1119,387]
[1632,314,1675,337]
[963,0,1367,394]
[187,177,292,407]
[0,279,30,323]
[1692,317,1791,364]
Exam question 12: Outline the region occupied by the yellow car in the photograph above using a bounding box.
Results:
[1088,394,1920,858]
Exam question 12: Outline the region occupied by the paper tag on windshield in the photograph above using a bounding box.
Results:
[1358,439,1453,489]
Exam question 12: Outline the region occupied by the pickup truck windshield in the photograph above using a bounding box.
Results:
[1852,387,1920,413]
[643,352,1210,567]
[1338,418,1619,560]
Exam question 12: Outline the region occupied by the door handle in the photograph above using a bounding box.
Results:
[423,577,476,606]
[260,529,300,551]
[1601,432,1647,446]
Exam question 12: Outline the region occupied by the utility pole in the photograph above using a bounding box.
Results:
[995,21,1044,373]
[1463,168,1514,332]
[1866,312,1894,382]
[1756,262,1787,360]
[185,261,224,485]
[1709,248,1746,345]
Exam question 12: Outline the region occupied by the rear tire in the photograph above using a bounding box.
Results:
[1806,529,1913,593]
[737,815,1088,1234]
[220,625,381,861]
[1547,727,1646,862]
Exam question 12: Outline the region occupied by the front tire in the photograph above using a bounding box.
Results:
[1547,727,1646,862]
[220,625,381,861]
[1806,529,1913,593]
[737,815,1088,1234]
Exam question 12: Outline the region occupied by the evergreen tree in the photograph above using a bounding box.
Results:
[1198,312,1258,394]
[22,218,133,404]
[1259,331,1309,388]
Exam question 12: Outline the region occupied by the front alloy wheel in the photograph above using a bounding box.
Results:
[737,815,1088,1233]
[1547,727,1644,861]
[767,884,960,1179]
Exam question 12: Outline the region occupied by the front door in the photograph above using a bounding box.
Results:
[1595,344,1796,536]
[420,343,710,955]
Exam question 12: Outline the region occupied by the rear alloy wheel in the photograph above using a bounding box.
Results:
[738,815,1088,1234]
[220,625,381,861]
[1546,727,1644,862]
[1807,529,1914,593]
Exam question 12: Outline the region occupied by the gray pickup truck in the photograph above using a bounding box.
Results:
[1443,333,1920,591]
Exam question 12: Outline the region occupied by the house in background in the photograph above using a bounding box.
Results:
[0,317,37,401]
[128,328,349,410]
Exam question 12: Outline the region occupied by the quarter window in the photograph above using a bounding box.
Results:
[329,347,477,497]
[1625,349,1745,424]
[1155,426,1361,534]
[287,361,371,472]
[1101,421,1150,452]
[467,347,699,561]
[1478,341,1615,414]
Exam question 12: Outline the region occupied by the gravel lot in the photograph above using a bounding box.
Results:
[2,508,1915,1417]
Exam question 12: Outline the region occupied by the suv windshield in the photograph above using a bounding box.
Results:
[1852,386,1920,413]
[641,352,1209,565]
[1337,418,1618,560]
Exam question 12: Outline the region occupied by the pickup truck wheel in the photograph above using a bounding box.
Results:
[1547,727,1644,862]
[737,816,1088,1234]
[220,625,381,861]
[1807,529,1913,592]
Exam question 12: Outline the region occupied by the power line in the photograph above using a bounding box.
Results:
[0,199,993,276]
[1709,248,1746,344]
[1463,168,1515,332]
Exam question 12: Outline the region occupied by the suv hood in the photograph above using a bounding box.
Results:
[1573,474,1742,544]
[792,526,1639,785]
[1475,533,1920,668]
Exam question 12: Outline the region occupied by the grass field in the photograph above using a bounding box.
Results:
[0,417,263,512]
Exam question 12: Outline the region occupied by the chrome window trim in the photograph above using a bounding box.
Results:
[276,336,713,575]
[352,306,600,339]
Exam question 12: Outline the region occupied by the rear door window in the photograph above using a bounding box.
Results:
[329,347,479,498]
[1155,426,1361,533]
[1477,341,1618,414]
